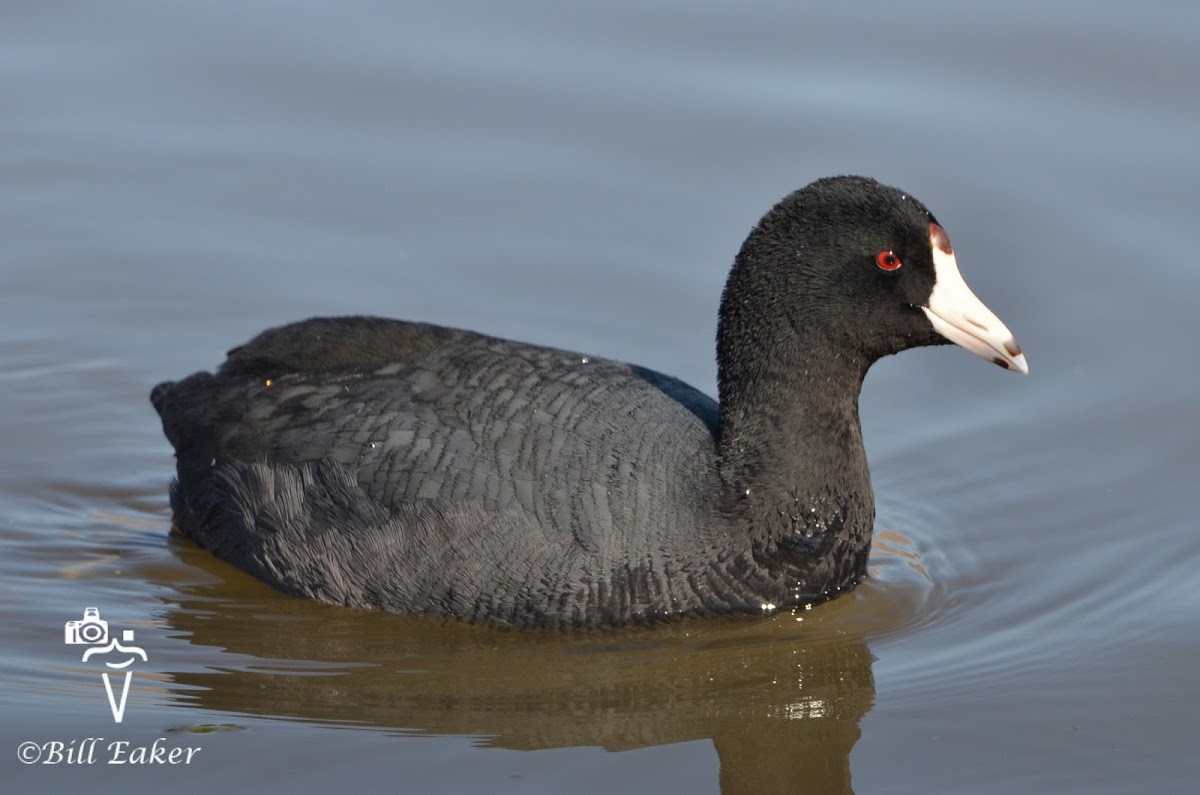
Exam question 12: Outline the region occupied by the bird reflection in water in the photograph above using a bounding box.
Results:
[157,541,882,794]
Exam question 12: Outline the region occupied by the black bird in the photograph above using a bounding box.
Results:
[151,176,1027,628]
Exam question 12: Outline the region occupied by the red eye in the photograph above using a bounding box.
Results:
[875,250,902,271]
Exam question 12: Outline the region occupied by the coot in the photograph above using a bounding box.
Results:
[152,176,1026,627]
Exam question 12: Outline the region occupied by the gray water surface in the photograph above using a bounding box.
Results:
[2,2,1198,793]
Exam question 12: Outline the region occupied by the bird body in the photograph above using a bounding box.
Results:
[152,176,1026,627]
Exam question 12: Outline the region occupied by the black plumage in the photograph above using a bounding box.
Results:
[152,176,1022,627]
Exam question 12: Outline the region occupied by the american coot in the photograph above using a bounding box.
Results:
[152,176,1026,628]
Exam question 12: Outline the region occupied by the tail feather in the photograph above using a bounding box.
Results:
[150,381,175,416]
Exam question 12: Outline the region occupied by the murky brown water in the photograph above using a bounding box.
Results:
[3,2,1199,793]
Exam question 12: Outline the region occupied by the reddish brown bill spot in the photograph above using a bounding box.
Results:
[1004,340,1023,357]
[992,357,1011,369]
[930,223,954,255]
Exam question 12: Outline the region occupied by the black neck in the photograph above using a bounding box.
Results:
[716,316,876,602]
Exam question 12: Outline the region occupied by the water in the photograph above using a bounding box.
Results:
[2,1,1197,792]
